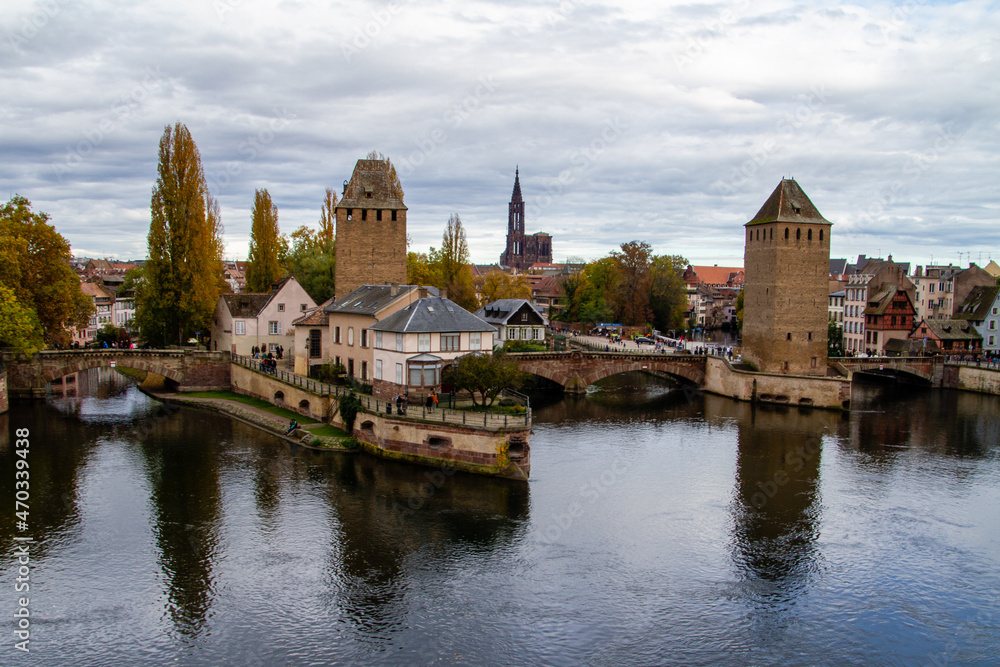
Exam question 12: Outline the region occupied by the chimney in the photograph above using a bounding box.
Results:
[439,286,448,300]
[389,282,398,297]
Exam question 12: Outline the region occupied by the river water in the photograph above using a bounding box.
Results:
[1,368,998,665]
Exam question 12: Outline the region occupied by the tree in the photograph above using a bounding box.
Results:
[648,254,688,333]
[611,241,653,326]
[285,225,336,303]
[319,187,336,246]
[138,122,226,346]
[828,320,843,356]
[475,271,532,306]
[245,188,285,293]
[407,250,443,287]
[444,352,525,408]
[0,195,92,347]
[0,285,45,356]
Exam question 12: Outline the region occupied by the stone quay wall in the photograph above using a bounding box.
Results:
[943,364,1000,396]
[704,356,852,410]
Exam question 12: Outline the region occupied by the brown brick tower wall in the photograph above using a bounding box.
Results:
[742,180,832,376]
[334,159,408,296]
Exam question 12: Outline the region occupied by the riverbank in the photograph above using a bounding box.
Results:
[145,389,358,452]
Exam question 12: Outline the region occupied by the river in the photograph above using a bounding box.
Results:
[1,368,998,665]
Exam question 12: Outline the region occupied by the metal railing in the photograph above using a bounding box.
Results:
[233,355,531,430]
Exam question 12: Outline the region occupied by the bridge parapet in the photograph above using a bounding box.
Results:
[2,349,232,397]
[507,350,707,392]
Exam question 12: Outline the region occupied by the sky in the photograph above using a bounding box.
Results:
[2,0,998,269]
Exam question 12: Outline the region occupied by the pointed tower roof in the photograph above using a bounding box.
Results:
[511,167,522,203]
[746,178,831,226]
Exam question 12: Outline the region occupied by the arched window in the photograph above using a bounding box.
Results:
[785,228,789,240]
[819,229,824,241]
[796,228,801,240]
[808,229,812,241]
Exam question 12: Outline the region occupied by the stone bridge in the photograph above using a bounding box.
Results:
[832,356,944,386]
[2,349,232,398]
[509,351,707,393]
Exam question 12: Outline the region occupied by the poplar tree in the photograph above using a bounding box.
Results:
[439,213,477,310]
[245,188,285,293]
[319,187,336,246]
[139,122,225,346]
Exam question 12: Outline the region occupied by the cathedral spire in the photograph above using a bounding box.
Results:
[511,166,522,202]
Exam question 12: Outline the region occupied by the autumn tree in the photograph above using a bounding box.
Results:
[444,352,526,408]
[137,122,226,346]
[0,285,45,356]
[438,213,477,310]
[319,187,336,246]
[648,254,688,332]
[245,188,286,293]
[475,271,532,306]
[611,241,653,325]
[285,225,336,303]
[0,195,92,348]
[407,250,443,287]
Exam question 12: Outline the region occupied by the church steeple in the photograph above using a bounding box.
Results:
[511,166,522,202]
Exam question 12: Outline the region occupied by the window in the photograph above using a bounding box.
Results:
[395,333,403,352]
[533,327,541,340]
[796,228,801,240]
[395,363,403,384]
[301,304,307,311]
[990,336,995,347]
[819,229,824,241]
[346,209,352,220]
[786,332,791,340]
[470,332,481,350]
[269,321,279,335]
[521,312,529,322]
[929,284,935,293]
[785,227,789,239]
[335,326,342,344]
[991,321,997,331]
[807,229,812,241]
[234,321,245,335]
[375,359,383,380]
[418,333,430,352]
[441,333,460,351]
[348,327,354,346]
[376,331,383,349]
[361,361,368,381]
[277,303,285,312]
[361,329,368,347]
[310,329,321,358]
[361,209,367,221]
[391,210,397,221]
[376,210,382,221]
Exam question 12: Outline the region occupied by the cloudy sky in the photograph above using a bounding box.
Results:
[2,0,998,269]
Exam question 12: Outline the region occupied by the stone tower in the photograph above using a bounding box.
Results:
[742,179,832,375]
[499,168,552,270]
[334,158,407,296]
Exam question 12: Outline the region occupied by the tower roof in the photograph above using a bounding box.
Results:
[746,179,831,226]
[337,158,407,210]
[511,167,522,203]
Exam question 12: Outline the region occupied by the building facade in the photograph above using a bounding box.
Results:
[843,258,914,355]
[742,179,831,375]
[499,168,552,270]
[475,299,547,347]
[334,158,408,296]
[954,285,1000,355]
[369,296,495,399]
[210,276,316,357]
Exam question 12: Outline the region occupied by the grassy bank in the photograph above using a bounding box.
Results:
[180,390,320,424]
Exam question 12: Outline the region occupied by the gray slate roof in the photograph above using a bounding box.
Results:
[325,284,434,315]
[955,285,1000,322]
[747,179,831,226]
[474,299,544,326]
[370,296,495,334]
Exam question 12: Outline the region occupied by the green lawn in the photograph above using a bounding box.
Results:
[179,390,319,424]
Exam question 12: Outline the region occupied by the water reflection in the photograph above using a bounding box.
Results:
[727,402,841,603]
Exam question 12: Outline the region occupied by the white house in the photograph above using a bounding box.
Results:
[474,299,546,347]
[368,295,495,399]
[954,285,1000,354]
[210,275,316,357]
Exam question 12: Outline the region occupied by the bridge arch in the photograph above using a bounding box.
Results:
[510,351,706,393]
[40,357,184,386]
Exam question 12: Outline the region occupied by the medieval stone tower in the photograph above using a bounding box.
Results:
[499,168,552,270]
[334,158,408,296]
[742,179,832,375]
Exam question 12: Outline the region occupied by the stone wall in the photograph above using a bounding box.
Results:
[944,364,1000,396]
[512,351,706,393]
[347,409,529,480]
[703,357,852,410]
[743,221,830,376]
[230,363,333,421]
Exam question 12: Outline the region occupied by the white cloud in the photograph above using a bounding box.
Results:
[1,0,998,269]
